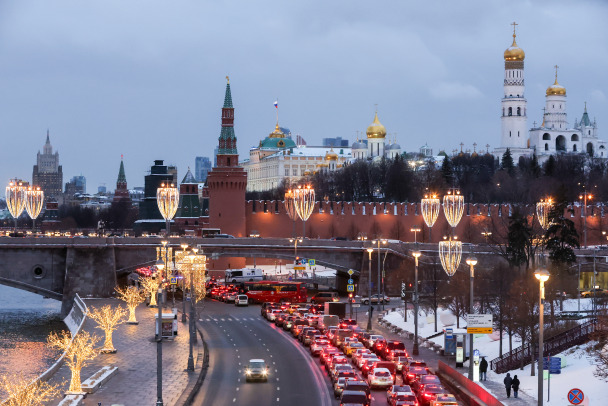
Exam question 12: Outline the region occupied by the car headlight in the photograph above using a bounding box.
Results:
[245,369,251,375]
[262,369,268,375]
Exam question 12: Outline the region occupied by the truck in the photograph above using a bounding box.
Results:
[320,314,340,331]
[225,268,264,283]
[324,302,346,319]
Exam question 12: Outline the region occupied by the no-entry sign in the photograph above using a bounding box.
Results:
[567,388,584,405]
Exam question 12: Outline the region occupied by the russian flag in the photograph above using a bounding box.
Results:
[274,100,278,108]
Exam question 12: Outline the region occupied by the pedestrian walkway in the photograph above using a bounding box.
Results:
[359,306,537,405]
[47,299,200,406]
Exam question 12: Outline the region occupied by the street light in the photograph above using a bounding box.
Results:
[536,198,553,230]
[284,189,298,238]
[535,268,549,406]
[366,247,374,331]
[179,243,188,322]
[579,192,593,248]
[412,251,421,355]
[157,182,179,237]
[465,256,477,380]
[372,239,388,308]
[421,194,440,241]
[186,247,199,372]
[25,186,44,233]
[157,241,173,309]
[439,236,462,276]
[481,230,492,244]
[410,226,421,244]
[289,238,303,278]
[443,189,464,229]
[6,181,26,233]
[293,185,315,238]
[154,257,164,406]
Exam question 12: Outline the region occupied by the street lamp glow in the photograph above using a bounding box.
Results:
[466,257,478,267]
[534,269,550,282]
[366,248,373,254]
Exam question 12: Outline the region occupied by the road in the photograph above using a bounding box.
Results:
[193,300,335,406]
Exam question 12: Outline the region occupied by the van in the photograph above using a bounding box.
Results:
[225,268,264,283]
[311,292,339,304]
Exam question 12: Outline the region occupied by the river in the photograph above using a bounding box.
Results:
[0,285,64,396]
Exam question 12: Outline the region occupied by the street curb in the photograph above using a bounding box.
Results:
[175,323,209,406]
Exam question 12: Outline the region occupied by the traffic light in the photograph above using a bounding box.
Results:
[348,293,354,303]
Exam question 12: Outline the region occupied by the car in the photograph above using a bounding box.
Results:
[384,341,407,359]
[369,361,396,382]
[362,294,391,305]
[387,384,414,401]
[367,367,393,389]
[344,380,371,402]
[417,384,447,406]
[225,292,237,303]
[311,291,340,303]
[429,394,458,406]
[404,366,429,386]
[394,356,410,373]
[345,342,365,357]
[340,390,369,406]
[404,359,428,375]
[310,339,330,356]
[334,376,356,398]
[412,374,442,394]
[389,393,419,406]
[235,294,249,306]
[244,359,268,382]
[581,287,608,298]
[366,334,384,349]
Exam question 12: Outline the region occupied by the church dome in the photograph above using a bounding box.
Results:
[504,35,525,61]
[389,143,401,150]
[325,149,338,161]
[352,140,365,150]
[268,123,285,138]
[546,78,566,96]
[366,112,387,139]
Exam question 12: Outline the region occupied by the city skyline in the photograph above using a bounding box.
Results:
[0,1,606,192]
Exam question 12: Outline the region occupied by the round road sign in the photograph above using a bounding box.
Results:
[567,388,584,405]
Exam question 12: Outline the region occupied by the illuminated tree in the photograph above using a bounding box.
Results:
[47,330,100,393]
[139,277,161,307]
[88,304,127,353]
[0,374,62,406]
[115,286,145,324]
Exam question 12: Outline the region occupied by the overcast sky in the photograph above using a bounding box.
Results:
[0,0,606,193]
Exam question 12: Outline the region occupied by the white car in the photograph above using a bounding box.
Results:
[245,359,268,382]
[235,295,249,306]
[368,367,393,388]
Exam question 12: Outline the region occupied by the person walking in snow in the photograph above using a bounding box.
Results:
[479,357,488,381]
[511,375,520,398]
[503,373,513,398]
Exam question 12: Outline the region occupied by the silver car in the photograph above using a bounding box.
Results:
[245,359,268,382]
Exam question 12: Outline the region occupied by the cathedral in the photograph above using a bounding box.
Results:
[493,23,606,162]
[351,111,402,160]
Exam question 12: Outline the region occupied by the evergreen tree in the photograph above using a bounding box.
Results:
[505,207,533,268]
[544,155,556,177]
[530,154,541,178]
[545,188,580,264]
[501,148,515,175]
[441,155,454,185]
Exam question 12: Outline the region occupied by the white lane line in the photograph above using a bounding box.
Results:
[206,319,211,321]
[276,378,279,382]
[199,319,203,322]
[221,318,225,321]
[277,387,280,391]
[276,398,279,402]
[233,398,236,403]
[234,317,239,321]
[236,387,240,391]
[275,369,278,372]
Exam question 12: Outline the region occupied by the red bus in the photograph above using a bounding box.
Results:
[243,281,307,304]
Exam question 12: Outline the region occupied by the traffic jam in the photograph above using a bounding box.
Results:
[206,281,459,405]
[260,303,459,406]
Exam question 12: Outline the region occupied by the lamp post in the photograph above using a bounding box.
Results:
[157,182,179,237]
[6,181,26,233]
[289,238,303,277]
[535,269,550,406]
[187,247,199,372]
[579,191,593,248]
[153,254,165,406]
[179,243,188,322]
[366,247,373,331]
[25,186,44,233]
[410,226,421,244]
[372,239,387,307]
[481,230,492,244]
[412,251,421,355]
[284,189,297,238]
[293,185,315,238]
[466,256,477,380]
[157,241,172,309]
[421,194,440,242]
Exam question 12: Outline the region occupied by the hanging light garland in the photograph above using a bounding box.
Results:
[293,185,315,222]
[439,235,462,276]
[284,189,297,221]
[536,198,553,230]
[25,186,44,230]
[443,189,464,228]
[157,182,179,235]
[6,181,26,221]
[421,194,440,228]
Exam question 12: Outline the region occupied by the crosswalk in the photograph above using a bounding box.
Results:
[204,317,259,322]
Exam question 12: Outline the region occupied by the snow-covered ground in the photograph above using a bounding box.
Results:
[383,298,606,404]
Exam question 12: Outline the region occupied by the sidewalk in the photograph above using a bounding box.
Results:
[47,299,201,406]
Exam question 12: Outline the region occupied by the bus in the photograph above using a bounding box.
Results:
[243,281,307,304]
[225,268,264,283]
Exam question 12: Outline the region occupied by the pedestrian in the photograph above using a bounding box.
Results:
[512,375,520,398]
[479,357,488,381]
[503,373,513,398]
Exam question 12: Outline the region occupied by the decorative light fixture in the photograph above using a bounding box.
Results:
[6,181,26,231]
[439,236,462,276]
[421,194,440,241]
[284,188,298,238]
[157,182,179,237]
[536,198,552,230]
[25,186,44,232]
[293,185,315,237]
[443,189,464,228]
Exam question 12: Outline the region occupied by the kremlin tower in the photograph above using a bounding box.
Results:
[113,156,131,204]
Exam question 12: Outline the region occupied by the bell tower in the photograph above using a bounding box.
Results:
[206,77,247,241]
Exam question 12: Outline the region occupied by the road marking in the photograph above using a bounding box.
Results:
[233,398,236,403]
[199,319,203,322]
[206,319,211,321]
[233,317,239,321]
[275,369,278,372]
[273,361,276,364]
[276,378,279,381]
[277,387,280,391]
[236,387,240,391]
[221,318,225,321]
[238,362,241,365]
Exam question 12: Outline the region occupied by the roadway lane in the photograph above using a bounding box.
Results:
[193,300,335,406]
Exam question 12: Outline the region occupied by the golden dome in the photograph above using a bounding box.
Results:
[366,112,387,139]
[546,76,566,96]
[269,123,285,138]
[325,148,338,161]
[504,35,525,61]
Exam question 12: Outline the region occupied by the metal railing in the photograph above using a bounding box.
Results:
[490,319,597,374]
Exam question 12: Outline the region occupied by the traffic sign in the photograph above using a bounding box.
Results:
[347,279,354,285]
[543,356,562,374]
[445,328,453,339]
[467,314,492,334]
[348,269,354,275]
[170,277,177,285]
[352,304,361,308]
[401,282,406,300]
[308,259,315,266]
[347,284,355,292]
[568,388,584,405]
[467,327,493,334]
